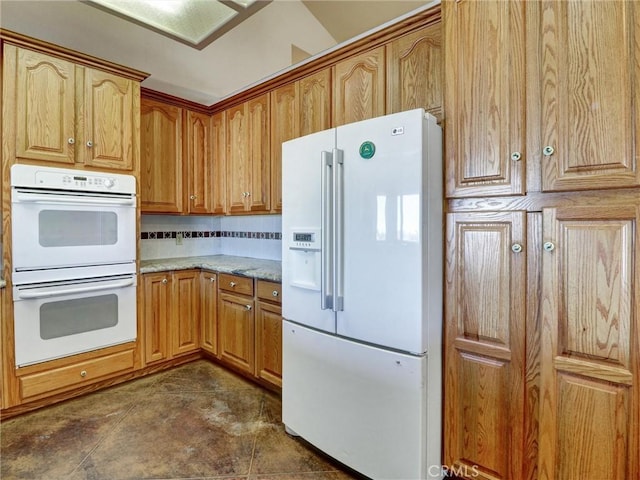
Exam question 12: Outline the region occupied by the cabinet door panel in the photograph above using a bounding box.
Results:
[248,95,270,212]
[333,46,385,127]
[12,46,76,165]
[386,24,443,121]
[219,293,255,374]
[226,104,249,213]
[201,272,218,356]
[271,84,299,213]
[211,111,226,214]
[299,69,332,135]
[143,274,171,364]
[140,98,183,213]
[445,211,526,480]
[186,111,212,213]
[83,69,135,170]
[539,205,640,479]
[443,0,525,197]
[172,271,200,355]
[255,300,282,387]
[540,1,640,191]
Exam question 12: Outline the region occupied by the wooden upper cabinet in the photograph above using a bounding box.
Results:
[226,103,250,213]
[82,68,137,171]
[11,45,76,165]
[226,94,271,214]
[298,69,332,136]
[271,83,300,213]
[185,110,212,214]
[5,44,138,172]
[247,95,270,212]
[443,0,525,198]
[538,1,640,191]
[444,211,527,480]
[333,46,386,127]
[140,98,183,213]
[386,23,443,122]
[211,111,227,214]
[539,204,640,479]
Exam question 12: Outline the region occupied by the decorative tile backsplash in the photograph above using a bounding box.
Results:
[140,214,282,261]
[141,231,281,240]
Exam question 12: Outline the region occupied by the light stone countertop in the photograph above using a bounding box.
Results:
[139,255,281,282]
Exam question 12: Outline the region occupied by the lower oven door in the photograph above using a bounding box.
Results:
[13,274,137,367]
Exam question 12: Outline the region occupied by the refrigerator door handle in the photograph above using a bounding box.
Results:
[333,148,344,312]
[321,151,334,310]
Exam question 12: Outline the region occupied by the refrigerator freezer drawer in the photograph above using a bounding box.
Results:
[283,320,441,480]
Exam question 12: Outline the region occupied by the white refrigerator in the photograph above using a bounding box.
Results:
[281,109,443,480]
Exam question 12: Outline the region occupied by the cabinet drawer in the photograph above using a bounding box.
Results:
[219,273,254,296]
[19,349,135,400]
[257,280,282,304]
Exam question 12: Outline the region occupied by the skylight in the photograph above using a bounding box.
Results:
[86,0,269,50]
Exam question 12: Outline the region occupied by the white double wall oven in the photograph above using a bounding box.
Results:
[11,164,138,367]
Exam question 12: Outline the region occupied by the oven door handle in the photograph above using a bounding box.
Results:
[15,278,135,300]
[13,191,135,206]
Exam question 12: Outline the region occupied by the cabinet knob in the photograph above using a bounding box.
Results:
[86,140,94,148]
[162,278,168,284]
[245,304,252,311]
[190,195,197,200]
[68,137,75,145]
[80,370,87,378]
[543,241,555,252]
[230,281,237,287]
[511,243,523,253]
[543,145,555,156]
[246,191,251,197]
[210,277,215,283]
[510,152,522,162]
[272,290,279,297]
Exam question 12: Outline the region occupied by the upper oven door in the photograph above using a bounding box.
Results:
[12,188,136,272]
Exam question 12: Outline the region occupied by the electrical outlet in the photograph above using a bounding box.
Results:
[176,232,183,245]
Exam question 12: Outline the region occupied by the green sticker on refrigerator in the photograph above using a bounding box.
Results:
[359,141,376,159]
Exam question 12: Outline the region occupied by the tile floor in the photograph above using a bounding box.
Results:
[0,360,363,480]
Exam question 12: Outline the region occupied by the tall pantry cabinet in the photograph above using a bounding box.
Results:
[443,1,640,479]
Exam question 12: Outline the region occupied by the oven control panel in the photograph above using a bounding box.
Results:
[61,174,115,189]
[10,164,136,194]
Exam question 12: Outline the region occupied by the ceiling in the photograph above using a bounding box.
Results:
[0,0,432,106]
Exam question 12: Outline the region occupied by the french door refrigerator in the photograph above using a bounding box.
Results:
[282,108,443,480]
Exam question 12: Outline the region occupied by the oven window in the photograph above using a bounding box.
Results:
[40,294,118,339]
[39,210,118,247]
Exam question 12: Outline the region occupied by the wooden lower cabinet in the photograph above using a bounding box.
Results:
[216,274,283,390]
[142,270,200,365]
[538,204,640,479]
[444,211,527,480]
[172,271,200,355]
[142,272,171,363]
[218,291,255,375]
[255,280,282,387]
[200,271,218,356]
[18,348,135,401]
[141,270,282,389]
[445,201,640,479]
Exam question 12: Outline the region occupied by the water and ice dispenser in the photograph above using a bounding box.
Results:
[287,228,321,291]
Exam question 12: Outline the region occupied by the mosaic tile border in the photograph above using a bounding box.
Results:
[141,230,282,240]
